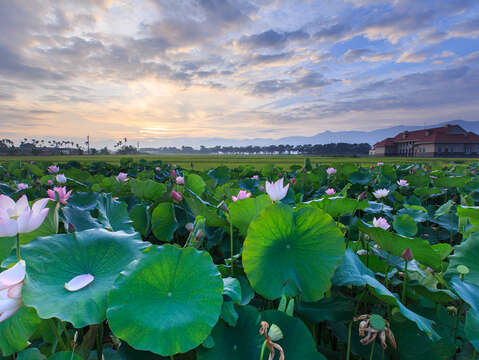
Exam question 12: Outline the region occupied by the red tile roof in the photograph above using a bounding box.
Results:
[374,125,479,147]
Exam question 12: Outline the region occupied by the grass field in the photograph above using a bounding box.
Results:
[0,154,477,170]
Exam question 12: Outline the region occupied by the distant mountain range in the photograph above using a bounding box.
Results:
[141,120,479,149]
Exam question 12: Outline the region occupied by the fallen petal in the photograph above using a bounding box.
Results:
[65,274,94,292]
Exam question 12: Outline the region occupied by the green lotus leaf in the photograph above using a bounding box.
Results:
[186,173,206,195]
[307,197,369,218]
[197,306,263,360]
[332,248,438,339]
[261,310,326,359]
[17,348,46,360]
[48,352,83,360]
[129,203,150,237]
[348,169,372,185]
[445,232,479,286]
[229,195,271,236]
[151,203,178,242]
[184,191,227,229]
[130,179,166,201]
[0,306,41,356]
[97,194,135,233]
[465,309,479,351]
[393,214,418,237]
[358,220,442,270]
[0,236,15,264]
[66,192,99,210]
[433,176,470,189]
[22,229,146,328]
[243,203,345,301]
[107,244,223,356]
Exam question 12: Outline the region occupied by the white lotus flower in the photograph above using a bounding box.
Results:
[56,174,67,184]
[326,167,337,175]
[0,260,25,322]
[373,217,390,230]
[372,189,390,199]
[397,179,409,187]
[265,178,289,201]
[0,195,49,236]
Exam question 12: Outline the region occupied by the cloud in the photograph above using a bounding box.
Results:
[0,45,65,81]
[341,48,373,62]
[235,29,310,50]
[251,71,332,95]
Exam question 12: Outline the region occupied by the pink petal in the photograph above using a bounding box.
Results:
[32,198,49,213]
[7,283,23,299]
[0,195,15,211]
[0,261,25,289]
[10,195,29,217]
[65,274,94,292]
[0,217,18,237]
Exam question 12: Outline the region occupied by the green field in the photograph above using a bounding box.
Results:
[1,154,477,170]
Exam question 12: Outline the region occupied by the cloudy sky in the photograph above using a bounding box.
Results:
[1,0,479,147]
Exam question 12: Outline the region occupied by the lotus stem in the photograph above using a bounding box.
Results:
[454,301,463,345]
[401,259,408,304]
[16,233,21,261]
[229,214,234,276]
[346,290,367,360]
[473,349,477,360]
[60,321,72,349]
[48,318,67,351]
[369,342,375,360]
[259,340,267,360]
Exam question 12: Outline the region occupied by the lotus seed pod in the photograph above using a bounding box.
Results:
[457,265,470,275]
[268,324,283,342]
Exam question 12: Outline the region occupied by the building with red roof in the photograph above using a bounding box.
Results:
[371,124,479,157]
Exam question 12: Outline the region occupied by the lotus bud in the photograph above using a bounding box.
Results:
[268,324,283,342]
[447,306,457,315]
[217,200,229,214]
[401,248,413,261]
[170,190,182,203]
[170,169,176,178]
[185,223,194,232]
[195,229,205,240]
[356,249,367,256]
[358,191,367,200]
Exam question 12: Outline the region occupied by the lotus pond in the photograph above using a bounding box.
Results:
[1,158,479,359]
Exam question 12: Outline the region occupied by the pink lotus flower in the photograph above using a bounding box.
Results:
[47,180,53,185]
[47,187,72,205]
[64,274,94,292]
[290,178,295,184]
[116,172,128,182]
[474,170,477,175]
[170,169,176,178]
[326,167,336,175]
[372,188,389,199]
[0,195,49,236]
[302,167,306,173]
[56,174,67,184]
[325,188,336,195]
[176,176,184,185]
[265,178,289,201]
[252,175,259,180]
[48,165,59,174]
[377,162,384,166]
[259,185,265,192]
[171,190,182,203]
[397,179,409,187]
[232,190,251,202]
[373,217,390,230]
[17,183,29,191]
[0,260,25,322]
